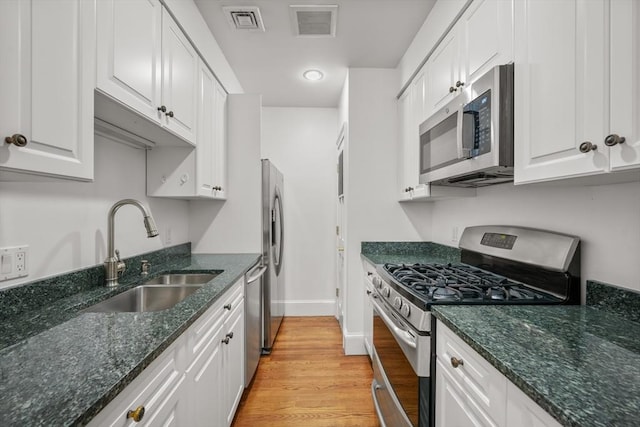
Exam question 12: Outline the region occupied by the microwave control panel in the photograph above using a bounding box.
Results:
[462,89,492,157]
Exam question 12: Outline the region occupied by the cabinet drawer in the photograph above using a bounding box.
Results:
[436,321,507,426]
[88,338,185,427]
[187,280,243,358]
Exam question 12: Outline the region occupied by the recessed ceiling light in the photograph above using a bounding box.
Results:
[303,69,324,81]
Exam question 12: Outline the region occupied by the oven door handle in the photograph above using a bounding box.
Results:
[371,296,417,349]
[371,379,388,427]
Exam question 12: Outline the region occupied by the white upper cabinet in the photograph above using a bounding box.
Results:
[161,8,198,144]
[146,59,227,200]
[425,0,513,118]
[96,0,162,125]
[96,0,197,146]
[0,0,95,181]
[608,0,640,172]
[514,0,640,184]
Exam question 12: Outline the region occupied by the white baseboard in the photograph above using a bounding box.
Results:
[342,331,366,355]
[282,299,335,316]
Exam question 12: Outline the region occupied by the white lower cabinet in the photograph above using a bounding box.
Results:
[435,320,560,427]
[362,260,376,359]
[89,279,244,427]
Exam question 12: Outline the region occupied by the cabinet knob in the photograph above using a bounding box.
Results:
[126,405,145,422]
[157,105,167,113]
[224,303,232,310]
[366,290,372,295]
[450,357,464,368]
[4,134,28,147]
[367,272,373,276]
[604,134,626,147]
[449,86,457,93]
[226,332,234,340]
[455,80,465,88]
[579,141,597,153]
[222,337,230,344]
[167,111,174,118]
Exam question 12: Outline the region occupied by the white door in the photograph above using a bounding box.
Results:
[223,304,245,426]
[335,126,346,326]
[197,61,216,197]
[427,30,461,113]
[96,0,162,123]
[212,80,228,198]
[514,0,609,184]
[0,0,94,181]
[162,9,198,144]
[608,0,640,171]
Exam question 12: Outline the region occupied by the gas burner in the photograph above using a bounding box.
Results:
[382,262,562,305]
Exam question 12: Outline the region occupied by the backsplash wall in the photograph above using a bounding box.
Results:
[0,135,190,290]
[429,179,640,292]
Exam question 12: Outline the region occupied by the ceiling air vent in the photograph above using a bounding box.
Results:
[289,5,338,37]
[223,6,265,32]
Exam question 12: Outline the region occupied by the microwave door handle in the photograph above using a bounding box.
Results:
[456,107,465,159]
[460,110,476,159]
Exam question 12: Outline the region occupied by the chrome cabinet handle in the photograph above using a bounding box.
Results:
[5,134,28,147]
[604,134,626,146]
[579,141,597,153]
[449,86,457,93]
[157,105,167,113]
[167,111,174,118]
[450,356,464,368]
[456,80,465,88]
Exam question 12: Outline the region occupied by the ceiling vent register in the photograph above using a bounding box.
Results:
[223,6,266,31]
[289,5,338,37]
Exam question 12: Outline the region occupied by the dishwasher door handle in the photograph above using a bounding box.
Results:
[246,265,267,284]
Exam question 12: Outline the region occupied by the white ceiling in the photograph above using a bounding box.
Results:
[194,0,436,108]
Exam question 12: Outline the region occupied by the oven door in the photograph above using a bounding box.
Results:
[371,295,431,427]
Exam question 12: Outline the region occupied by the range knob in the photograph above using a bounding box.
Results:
[393,296,402,309]
[372,276,382,288]
[382,287,391,298]
[400,303,411,317]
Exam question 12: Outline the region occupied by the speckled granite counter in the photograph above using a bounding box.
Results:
[0,248,260,426]
[361,241,460,265]
[432,283,640,427]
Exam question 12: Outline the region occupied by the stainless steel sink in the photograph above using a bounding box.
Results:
[84,272,219,313]
[143,273,218,286]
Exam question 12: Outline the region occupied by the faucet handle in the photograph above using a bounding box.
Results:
[115,249,121,261]
[114,249,126,275]
[141,260,151,276]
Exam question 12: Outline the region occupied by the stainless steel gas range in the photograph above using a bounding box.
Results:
[369,225,581,427]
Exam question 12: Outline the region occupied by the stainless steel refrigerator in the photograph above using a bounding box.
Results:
[261,159,284,353]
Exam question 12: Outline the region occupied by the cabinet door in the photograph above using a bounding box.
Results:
[398,88,414,197]
[0,0,94,181]
[514,0,609,184]
[461,0,513,85]
[223,300,245,426]
[426,30,461,113]
[608,0,640,171]
[435,360,498,427]
[162,9,198,145]
[96,0,162,124]
[184,326,224,427]
[212,80,228,199]
[197,62,216,197]
[506,383,562,427]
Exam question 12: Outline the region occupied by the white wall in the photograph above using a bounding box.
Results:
[189,94,262,254]
[0,136,190,290]
[343,68,433,354]
[261,107,338,316]
[430,180,640,293]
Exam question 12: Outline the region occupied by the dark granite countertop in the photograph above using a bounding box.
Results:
[432,304,640,427]
[361,241,460,266]
[0,252,260,426]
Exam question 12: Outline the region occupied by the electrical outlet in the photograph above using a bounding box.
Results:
[164,227,172,245]
[0,246,29,281]
[451,226,459,243]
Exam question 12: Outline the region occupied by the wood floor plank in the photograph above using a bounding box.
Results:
[232,316,380,427]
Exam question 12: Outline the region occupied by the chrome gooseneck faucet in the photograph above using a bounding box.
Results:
[104,199,159,287]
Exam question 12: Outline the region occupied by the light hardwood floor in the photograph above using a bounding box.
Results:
[232,316,380,427]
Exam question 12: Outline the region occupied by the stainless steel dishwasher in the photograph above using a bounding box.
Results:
[245,262,267,387]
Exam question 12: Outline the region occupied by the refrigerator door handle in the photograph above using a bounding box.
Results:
[247,265,267,284]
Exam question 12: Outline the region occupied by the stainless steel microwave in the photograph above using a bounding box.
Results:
[419,63,514,187]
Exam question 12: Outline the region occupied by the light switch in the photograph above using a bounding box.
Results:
[1,254,12,274]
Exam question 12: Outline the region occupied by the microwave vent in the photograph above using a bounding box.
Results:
[289,5,338,37]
